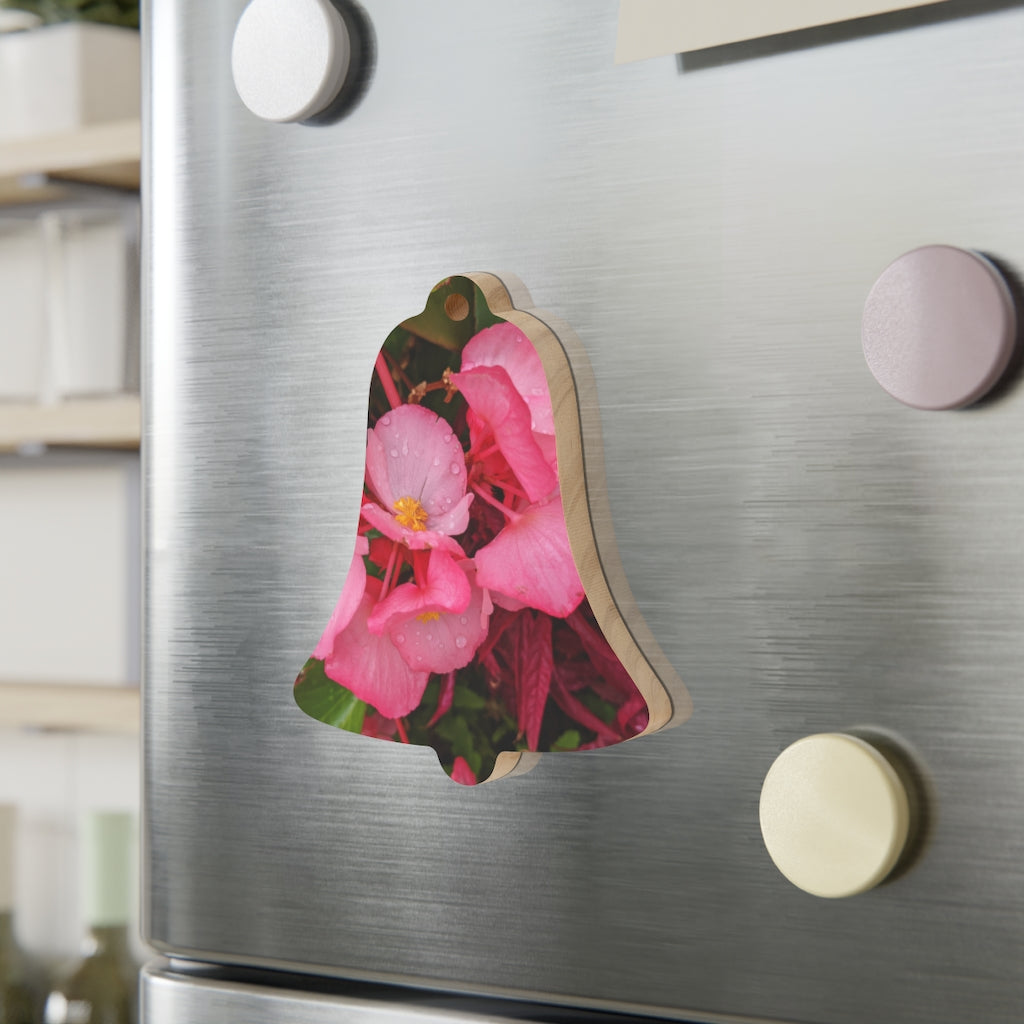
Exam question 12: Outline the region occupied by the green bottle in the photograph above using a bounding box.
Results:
[44,813,137,1024]
[0,805,36,1024]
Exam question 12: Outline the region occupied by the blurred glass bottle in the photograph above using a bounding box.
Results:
[0,804,37,1024]
[44,813,137,1024]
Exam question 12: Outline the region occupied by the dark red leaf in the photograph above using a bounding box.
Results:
[428,671,457,727]
[551,670,621,743]
[550,653,594,692]
[476,605,518,664]
[615,690,650,735]
[566,605,639,696]
[515,612,553,750]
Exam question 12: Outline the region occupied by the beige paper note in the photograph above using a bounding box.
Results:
[615,0,950,62]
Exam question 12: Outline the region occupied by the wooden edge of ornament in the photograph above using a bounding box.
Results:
[465,272,692,742]
[481,749,544,784]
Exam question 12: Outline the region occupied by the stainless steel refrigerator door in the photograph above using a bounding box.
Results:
[144,3,1024,1023]
[141,963,663,1024]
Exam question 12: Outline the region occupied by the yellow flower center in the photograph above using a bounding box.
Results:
[393,495,429,531]
[416,611,440,623]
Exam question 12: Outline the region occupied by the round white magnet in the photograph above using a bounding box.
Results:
[231,0,351,123]
[759,732,911,899]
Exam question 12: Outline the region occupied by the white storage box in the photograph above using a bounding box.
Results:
[0,22,139,143]
[0,452,139,685]
[0,219,46,400]
[46,207,138,398]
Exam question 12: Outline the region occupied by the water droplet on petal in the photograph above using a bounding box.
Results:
[432,456,441,467]
[380,415,391,426]
[389,448,399,458]
[450,462,462,475]
[394,634,405,644]
[401,440,409,455]
[443,432,453,443]
[459,616,468,625]
[455,636,467,649]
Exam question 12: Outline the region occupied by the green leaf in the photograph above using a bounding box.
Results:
[434,713,476,761]
[490,718,515,744]
[472,283,507,333]
[382,325,416,361]
[579,690,616,725]
[0,0,139,27]
[294,658,367,733]
[420,678,440,708]
[452,686,487,711]
[551,729,582,752]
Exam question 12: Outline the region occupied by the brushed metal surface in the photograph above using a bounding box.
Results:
[144,3,1024,1023]
[141,962,699,1024]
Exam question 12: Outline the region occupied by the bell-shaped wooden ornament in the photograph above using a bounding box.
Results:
[295,273,690,783]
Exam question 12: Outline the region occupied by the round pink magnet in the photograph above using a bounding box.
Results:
[862,245,1017,410]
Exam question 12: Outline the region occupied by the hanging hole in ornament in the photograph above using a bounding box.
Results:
[444,293,470,322]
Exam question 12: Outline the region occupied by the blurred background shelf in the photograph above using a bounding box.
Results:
[0,395,140,451]
[0,682,139,734]
[0,118,140,204]
[0,14,144,967]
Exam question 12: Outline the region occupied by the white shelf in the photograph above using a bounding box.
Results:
[0,118,140,204]
[0,395,140,451]
[0,123,143,737]
[0,682,139,734]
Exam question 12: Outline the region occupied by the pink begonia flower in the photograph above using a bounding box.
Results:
[532,431,558,474]
[459,322,555,435]
[360,503,466,556]
[474,496,585,618]
[320,576,430,719]
[450,364,557,503]
[313,536,369,660]
[366,548,471,635]
[386,561,492,675]
[362,404,473,550]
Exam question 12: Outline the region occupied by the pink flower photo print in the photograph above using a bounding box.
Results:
[295,273,691,783]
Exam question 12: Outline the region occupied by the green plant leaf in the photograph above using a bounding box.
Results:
[294,658,367,733]
[579,690,616,725]
[472,283,506,333]
[551,729,582,752]
[434,713,476,760]
[452,686,487,711]
[0,0,139,27]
